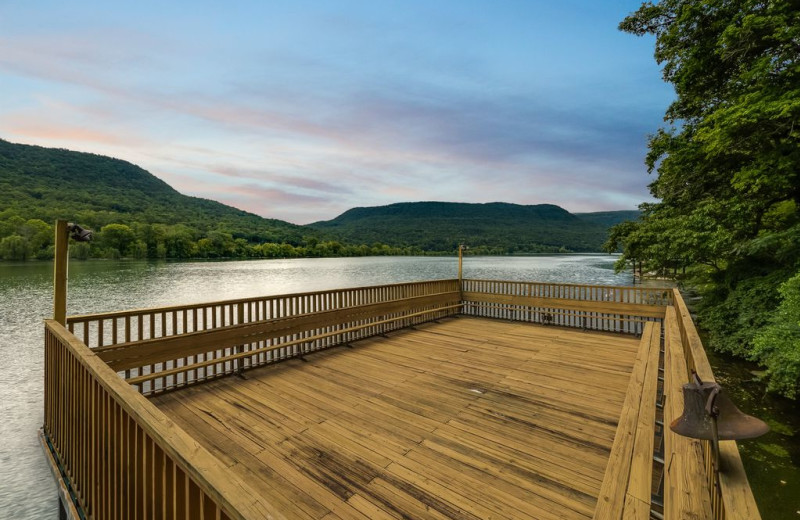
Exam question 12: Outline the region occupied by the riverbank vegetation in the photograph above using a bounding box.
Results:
[608,0,799,397]
[0,214,422,260]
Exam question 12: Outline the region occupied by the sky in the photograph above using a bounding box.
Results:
[0,0,674,224]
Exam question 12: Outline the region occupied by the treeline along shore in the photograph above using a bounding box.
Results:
[0,217,428,261]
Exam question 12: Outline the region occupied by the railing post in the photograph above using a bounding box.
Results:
[53,219,69,326]
[458,244,466,309]
[457,244,464,281]
[235,303,245,375]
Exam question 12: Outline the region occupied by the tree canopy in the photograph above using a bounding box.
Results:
[609,0,800,396]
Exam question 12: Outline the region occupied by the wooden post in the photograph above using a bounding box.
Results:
[458,244,465,310]
[457,244,464,281]
[235,303,245,376]
[53,220,69,326]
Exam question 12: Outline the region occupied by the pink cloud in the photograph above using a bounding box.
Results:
[7,123,129,147]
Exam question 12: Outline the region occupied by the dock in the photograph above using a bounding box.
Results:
[42,278,761,519]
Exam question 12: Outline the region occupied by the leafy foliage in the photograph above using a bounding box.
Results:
[752,272,800,398]
[609,0,800,396]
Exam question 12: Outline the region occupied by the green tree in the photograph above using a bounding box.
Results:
[206,231,235,257]
[131,240,148,259]
[0,214,25,239]
[163,224,196,258]
[610,0,800,395]
[0,234,29,260]
[752,272,800,398]
[99,223,136,257]
[20,219,52,252]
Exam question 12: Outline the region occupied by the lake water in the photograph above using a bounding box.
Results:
[0,255,794,518]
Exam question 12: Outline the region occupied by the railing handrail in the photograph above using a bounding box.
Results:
[670,289,761,520]
[463,278,673,293]
[593,321,661,519]
[67,278,461,322]
[44,279,762,519]
[67,279,673,323]
[44,319,287,520]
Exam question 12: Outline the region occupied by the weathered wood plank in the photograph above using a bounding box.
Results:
[125,303,462,385]
[462,291,668,318]
[44,320,287,520]
[663,307,713,520]
[151,317,641,520]
[671,290,762,520]
[624,323,661,507]
[592,322,658,520]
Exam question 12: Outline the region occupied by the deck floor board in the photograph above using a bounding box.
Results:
[151,316,641,519]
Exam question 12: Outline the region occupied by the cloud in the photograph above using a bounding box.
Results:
[7,121,134,147]
[0,6,671,224]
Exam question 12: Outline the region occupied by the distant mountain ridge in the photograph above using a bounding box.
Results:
[0,139,639,256]
[310,201,638,253]
[575,210,641,228]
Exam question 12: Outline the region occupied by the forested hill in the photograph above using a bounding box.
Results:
[0,139,306,245]
[0,139,638,259]
[310,202,635,253]
[575,210,640,228]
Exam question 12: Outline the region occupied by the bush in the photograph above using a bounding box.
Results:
[752,272,800,398]
[0,234,28,260]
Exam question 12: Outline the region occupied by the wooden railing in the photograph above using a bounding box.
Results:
[663,289,761,520]
[73,280,461,396]
[593,321,662,518]
[67,279,460,348]
[461,279,672,334]
[42,319,286,520]
[46,279,762,520]
[593,289,762,520]
[66,279,673,396]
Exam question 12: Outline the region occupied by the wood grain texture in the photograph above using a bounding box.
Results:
[151,316,641,520]
[462,292,667,318]
[43,320,286,520]
[671,290,762,520]
[663,307,713,520]
[592,322,660,520]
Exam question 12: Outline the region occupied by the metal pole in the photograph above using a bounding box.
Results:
[53,220,69,325]
[711,414,723,473]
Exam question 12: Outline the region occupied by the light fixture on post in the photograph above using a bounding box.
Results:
[67,223,93,242]
[53,220,93,326]
[670,371,769,471]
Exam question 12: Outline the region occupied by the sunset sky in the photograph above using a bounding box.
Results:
[0,1,673,224]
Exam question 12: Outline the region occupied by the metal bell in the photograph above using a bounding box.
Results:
[670,375,769,441]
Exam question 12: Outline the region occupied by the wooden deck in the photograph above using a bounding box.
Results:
[151,316,643,520]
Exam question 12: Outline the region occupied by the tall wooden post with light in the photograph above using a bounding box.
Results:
[53,220,93,326]
[457,244,467,305]
[457,244,466,281]
[53,220,69,326]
